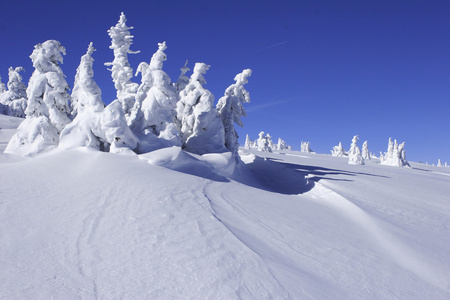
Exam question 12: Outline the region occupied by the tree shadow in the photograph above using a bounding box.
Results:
[231,156,314,195]
[231,156,389,195]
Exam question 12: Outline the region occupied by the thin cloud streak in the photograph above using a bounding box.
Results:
[257,41,288,52]
[246,100,290,112]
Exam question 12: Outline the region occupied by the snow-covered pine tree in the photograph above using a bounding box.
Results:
[244,134,252,149]
[266,133,274,151]
[256,131,272,152]
[5,40,71,156]
[0,67,28,117]
[437,159,443,167]
[105,12,140,119]
[174,60,190,94]
[176,63,226,154]
[398,142,410,167]
[331,142,346,157]
[301,141,313,153]
[59,43,109,151]
[216,69,252,155]
[348,135,364,165]
[0,75,6,95]
[129,42,180,153]
[101,99,138,153]
[277,138,286,151]
[361,141,370,159]
[0,76,5,115]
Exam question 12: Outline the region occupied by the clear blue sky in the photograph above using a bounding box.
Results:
[1,0,449,164]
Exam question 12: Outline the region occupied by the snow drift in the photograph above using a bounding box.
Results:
[1,115,449,299]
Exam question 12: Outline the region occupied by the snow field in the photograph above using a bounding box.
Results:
[1,115,449,299]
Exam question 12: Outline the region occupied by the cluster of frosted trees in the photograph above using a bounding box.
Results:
[331,136,366,165]
[379,138,410,167]
[331,136,410,167]
[436,159,449,167]
[4,13,252,158]
[0,67,28,117]
[244,132,292,152]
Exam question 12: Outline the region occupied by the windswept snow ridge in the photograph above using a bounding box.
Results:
[1,116,449,299]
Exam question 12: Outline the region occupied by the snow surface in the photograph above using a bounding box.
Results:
[1,114,449,299]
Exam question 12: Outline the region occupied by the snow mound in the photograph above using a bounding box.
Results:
[139,146,234,180]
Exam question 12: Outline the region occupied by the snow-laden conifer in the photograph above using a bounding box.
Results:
[5,40,71,156]
[129,42,180,153]
[105,12,140,118]
[266,133,274,151]
[216,69,252,154]
[256,131,272,152]
[331,142,346,157]
[59,43,108,150]
[0,76,5,115]
[277,138,287,151]
[174,60,190,93]
[380,138,409,167]
[0,76,6,95]
[361,141,370,160]
[244,134,252,149]
[100,100,138,153]
[0,67,28,117]
[301,141,313,153]
[348,135,364,165]
[176,63,225,154]
[437,159,443,167]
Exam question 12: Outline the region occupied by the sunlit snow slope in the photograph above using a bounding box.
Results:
[1,115,449,299]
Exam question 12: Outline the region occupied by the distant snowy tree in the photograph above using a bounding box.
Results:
[380,138,409,167]
[277,138,287,151]
[348,135,364,165]
[105,12,140,118]
[5,40,71,156]
[176,63,225,154]
[129,42,180,153]
[59,43,108,151]
[437,159,443,167]
[301,141,313,153]
[256,131,272,152]
[0,76,5,115]
[174,60,190,93]
[0,67,28,117]
[331,142,346,157]
[216,69,252,154]
[266,133,274,151]
[0,76,6,95]
[361,141,370,159]
[398,142,410,167]
[244,134,252,149]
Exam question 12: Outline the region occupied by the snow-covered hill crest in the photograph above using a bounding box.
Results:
[1,115,449,299]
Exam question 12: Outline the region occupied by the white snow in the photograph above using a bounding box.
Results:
[1,115,449,299]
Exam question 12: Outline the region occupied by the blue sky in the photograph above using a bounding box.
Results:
[1,0,449,163]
